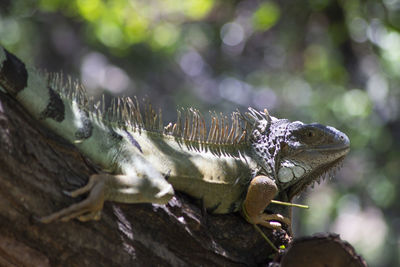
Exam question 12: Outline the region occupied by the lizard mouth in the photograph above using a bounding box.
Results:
[285,155,346,200]
[310,143,350,152]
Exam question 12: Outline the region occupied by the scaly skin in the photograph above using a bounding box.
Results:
[0,47,350,230]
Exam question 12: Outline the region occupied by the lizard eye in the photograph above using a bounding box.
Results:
[307,131,315,138]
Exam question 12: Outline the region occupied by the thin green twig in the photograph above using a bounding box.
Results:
[253,224,279,252]
[241,203,279,252]
[270,200,309,209]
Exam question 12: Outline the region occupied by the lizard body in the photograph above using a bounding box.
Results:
[0,47,350,229]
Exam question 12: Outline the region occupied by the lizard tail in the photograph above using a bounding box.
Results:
[0,47,122,170]
[0,47,72,128]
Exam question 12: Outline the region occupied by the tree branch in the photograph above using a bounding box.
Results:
[0,92,289,266]
[0,91,366,266]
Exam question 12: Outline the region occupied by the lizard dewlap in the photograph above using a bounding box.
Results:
[0,47,350,230]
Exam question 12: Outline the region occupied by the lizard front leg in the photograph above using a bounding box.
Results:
[38,174,107,223]
[242,175,290,230]
[38,171,174,223]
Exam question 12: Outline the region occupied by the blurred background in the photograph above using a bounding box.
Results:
[0,0,399,265]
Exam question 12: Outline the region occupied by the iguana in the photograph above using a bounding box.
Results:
[0,47,350,231]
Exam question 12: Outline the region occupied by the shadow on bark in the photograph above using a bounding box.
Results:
[0,92,366,266]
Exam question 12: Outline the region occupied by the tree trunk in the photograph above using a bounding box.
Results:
[0,91,291,266]
[0,91,367,266]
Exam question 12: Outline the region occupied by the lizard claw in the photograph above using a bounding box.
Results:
[248,212,291,230]
[260,213,291,230]
[62,190,73,197]
[29,214,42,225]
[265,221,282,230]
[38,174,106,223]
[77,210,102,222]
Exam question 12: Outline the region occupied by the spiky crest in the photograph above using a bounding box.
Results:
[47,73,267,147]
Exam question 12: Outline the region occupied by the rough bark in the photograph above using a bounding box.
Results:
[0,91,367,266]
[280,233,367,267]
[0,92,291,266]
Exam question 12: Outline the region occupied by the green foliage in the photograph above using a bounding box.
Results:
[1,0,400,265]
[252,2,280,31]
[37,0,215,50]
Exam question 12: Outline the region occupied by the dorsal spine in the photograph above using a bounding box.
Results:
[0,47,263,164]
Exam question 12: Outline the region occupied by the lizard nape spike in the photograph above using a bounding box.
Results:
[0,47,350,252]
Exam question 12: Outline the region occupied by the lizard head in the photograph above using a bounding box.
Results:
[244,108,350,200]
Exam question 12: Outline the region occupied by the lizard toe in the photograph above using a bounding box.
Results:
[78,210,102,222]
